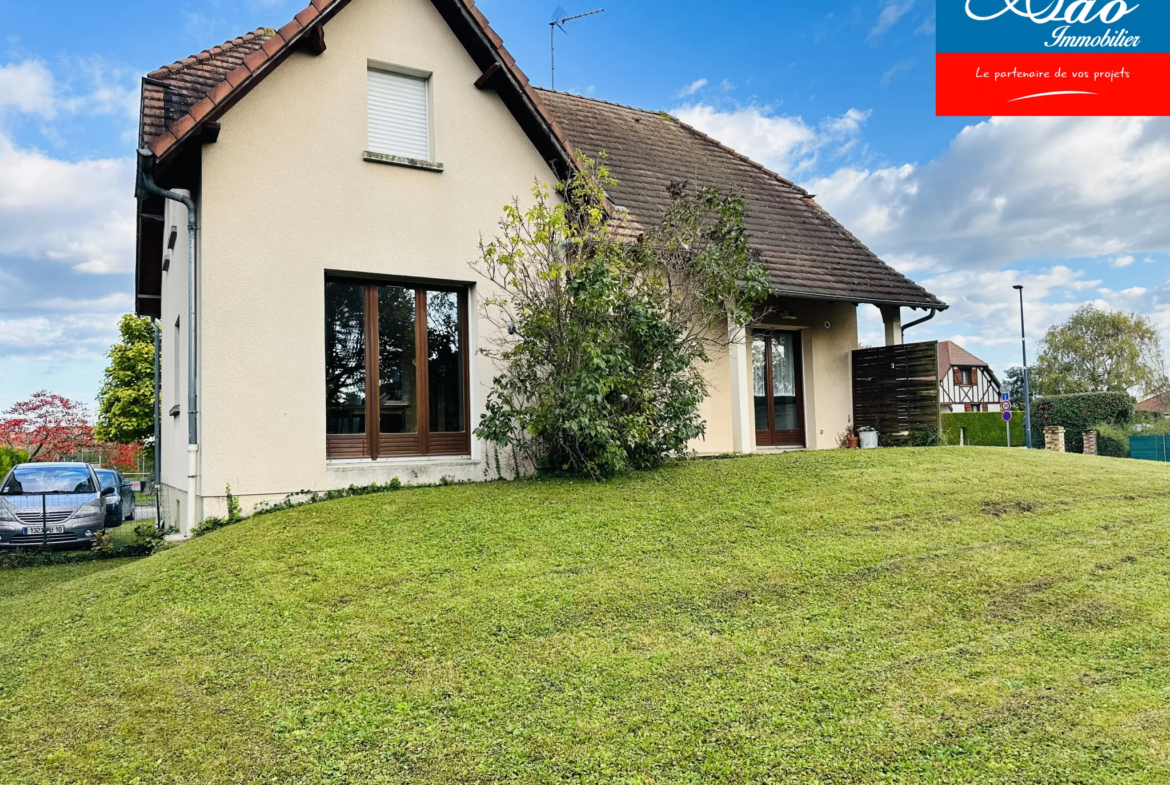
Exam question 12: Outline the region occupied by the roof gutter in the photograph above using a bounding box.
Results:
[902,308,938,333]
[137,148,199,537]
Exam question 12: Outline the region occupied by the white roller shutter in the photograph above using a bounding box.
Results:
[367,69,430,160]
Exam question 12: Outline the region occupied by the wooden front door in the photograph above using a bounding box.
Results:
[753,330,805,447]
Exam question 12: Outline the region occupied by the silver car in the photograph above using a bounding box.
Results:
[0,463,108,549]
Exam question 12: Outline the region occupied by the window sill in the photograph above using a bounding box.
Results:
[362,151,444,172]
[327,455,474,466]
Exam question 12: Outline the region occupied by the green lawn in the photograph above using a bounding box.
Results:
[1,448,1169,783]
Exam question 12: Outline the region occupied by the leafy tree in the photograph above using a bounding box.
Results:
[474,156,771,478]
[1003,365,1045,403]
[0,392,92,462]
[1033,306,1164,397]
[95,315,157,445]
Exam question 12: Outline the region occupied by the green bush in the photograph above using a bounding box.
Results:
[1030,392,1134,454]
[0,445,29,479]
[1094,423,1131,458]
[473,157,770,479]
[941,412,1025,447]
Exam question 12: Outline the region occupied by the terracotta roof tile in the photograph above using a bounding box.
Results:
[295,5,320,26]
[536,89,945,309]
[140,27,275,147]
[1136,395,1170,413]
[277,19,304,42]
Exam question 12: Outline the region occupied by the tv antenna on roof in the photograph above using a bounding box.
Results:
[550,6,604,91]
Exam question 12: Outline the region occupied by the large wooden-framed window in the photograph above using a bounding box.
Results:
[325,278,470,460]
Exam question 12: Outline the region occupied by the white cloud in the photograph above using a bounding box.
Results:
[672,104,870,175]
[0,60,55,117]
[869,0,916,41]
[0,130,135,275]
[59,57,140,121]
[806,116,1170,271]
[0,313,121,362]
[32,292,133,312]
[1109,255,1135,267]
[915,8,936,35]
[880,60,914,87]
[677,78,708,98]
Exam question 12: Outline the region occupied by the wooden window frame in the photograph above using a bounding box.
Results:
[753,329,806,448]
[326,278,471,461]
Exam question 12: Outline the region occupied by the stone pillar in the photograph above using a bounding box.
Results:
[1083,430,1098,456]
[879,305,902,346]
[1044,426,1065,452]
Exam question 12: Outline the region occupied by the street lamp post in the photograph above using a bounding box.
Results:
[1013,285,1033,449]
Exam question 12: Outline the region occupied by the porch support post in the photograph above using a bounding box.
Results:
[880,306,903,346]
[728,322,754,454]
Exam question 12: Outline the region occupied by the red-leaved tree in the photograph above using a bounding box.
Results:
[98,442,144,473]
[0,391,93,462]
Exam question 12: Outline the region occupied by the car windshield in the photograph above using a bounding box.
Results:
[1,465,96,495]
[96,470,118,488]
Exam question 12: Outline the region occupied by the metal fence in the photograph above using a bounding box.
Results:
[4,493,98,548]
[1131,435,1170,462]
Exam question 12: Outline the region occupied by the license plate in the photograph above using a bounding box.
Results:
[22,525,65,536]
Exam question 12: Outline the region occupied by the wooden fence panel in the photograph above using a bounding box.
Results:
[852,341,941,443]
[1131,435,1170,462]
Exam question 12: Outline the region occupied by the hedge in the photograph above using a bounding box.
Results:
[1030,392,1134,454]
[942,412,1026,447]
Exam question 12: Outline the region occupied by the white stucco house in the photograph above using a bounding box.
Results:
[133,0,946,534]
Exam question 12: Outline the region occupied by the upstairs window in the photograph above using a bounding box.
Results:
[954,368,977,386]
[367,66,431,162]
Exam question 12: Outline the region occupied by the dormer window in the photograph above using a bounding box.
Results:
[365,62,442,171]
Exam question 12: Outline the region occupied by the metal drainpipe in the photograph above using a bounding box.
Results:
[137,149,198,537]
[153,317,161,529]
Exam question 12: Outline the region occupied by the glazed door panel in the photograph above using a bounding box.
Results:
[753,330,805,447]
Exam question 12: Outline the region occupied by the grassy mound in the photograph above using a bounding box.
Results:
[2,449,1169,783]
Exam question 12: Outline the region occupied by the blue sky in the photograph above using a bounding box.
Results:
[1,0,1166,413]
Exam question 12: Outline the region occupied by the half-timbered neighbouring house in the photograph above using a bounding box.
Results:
[938,341,1001,413]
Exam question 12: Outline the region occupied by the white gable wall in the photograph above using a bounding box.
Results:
[191,0,560,518]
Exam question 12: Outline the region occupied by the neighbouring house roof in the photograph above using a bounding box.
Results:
[1136,394,1170,413]
[536,90,945,311]
[937,341,996,382]
[134,0,947,317]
